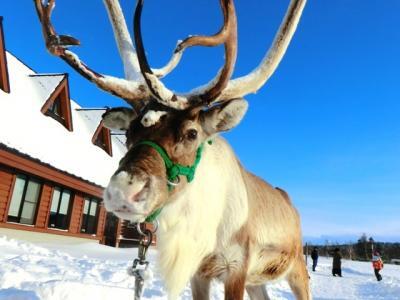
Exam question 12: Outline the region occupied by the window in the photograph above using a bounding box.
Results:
[39,76,73,131]
[48,187,72,230]
[80,197,99,234]
[8,175,42,225]
[92,122,113,156]
[46,96,65,125]
[0,17,10,93]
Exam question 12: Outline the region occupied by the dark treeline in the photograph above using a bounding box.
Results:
[304,234,400,263]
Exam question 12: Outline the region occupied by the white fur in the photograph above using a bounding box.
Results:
[141,110,167,127]
[217,244,246,282]
[103,109,136,130]
[105,134,307,298]
[155,138,248,298]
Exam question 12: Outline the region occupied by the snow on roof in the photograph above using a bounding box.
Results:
[29,74,65,101]
[0,52,127,187]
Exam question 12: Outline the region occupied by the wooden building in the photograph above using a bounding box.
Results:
[0,17,141,247]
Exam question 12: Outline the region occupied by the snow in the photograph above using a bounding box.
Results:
[0,52,126,187]
[0,236,399,300]
[144,73,189,110]
[62,51,147,103]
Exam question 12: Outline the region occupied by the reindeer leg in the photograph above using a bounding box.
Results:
[286,256,311,300]
[246,285,271,300]
[190,274,210,300]
[224,272,246,300]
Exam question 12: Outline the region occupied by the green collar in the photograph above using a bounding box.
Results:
[133,140,206,222]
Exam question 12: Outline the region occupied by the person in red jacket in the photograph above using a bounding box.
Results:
[372,250,383,281]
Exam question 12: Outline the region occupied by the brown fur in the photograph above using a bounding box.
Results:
[287,255,311,300]
[261,248,295,279]
[224,272,247,300]
[198,254,226,279]
[275,187,292,205]
[224,239,250,300]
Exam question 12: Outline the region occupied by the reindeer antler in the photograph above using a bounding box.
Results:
[134,0,238,108]
[134,0,306,109]
[34,0,152,112]
[33,0,190,112]
[34,0,306,112]
[218,0,307,101]
[34,0,80,55]
[103,0,183,81]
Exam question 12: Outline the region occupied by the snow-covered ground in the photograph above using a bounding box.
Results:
[0,236,399,300]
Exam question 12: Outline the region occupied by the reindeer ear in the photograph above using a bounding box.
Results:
[102,107,137,131]
[201,98,248,135]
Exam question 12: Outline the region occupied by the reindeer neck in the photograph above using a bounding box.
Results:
[155,137,249,296]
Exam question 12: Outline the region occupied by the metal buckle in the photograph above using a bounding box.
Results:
[167,176,180,187]
[136,220,159,237]
[129,257,149,300]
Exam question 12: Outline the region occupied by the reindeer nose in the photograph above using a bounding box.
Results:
[106,171,148,204]
[104,185,125,203]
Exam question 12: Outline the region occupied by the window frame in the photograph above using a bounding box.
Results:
[94,129,108,149]
[0,17,10,94]
[80,197,100,235]
[7,174,43,225]
[39,76,73,131]
[48,186,73,230]
[45,96,66,127]
[92,121,113,156]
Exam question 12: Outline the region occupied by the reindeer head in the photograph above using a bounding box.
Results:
[102,99,248,222]
[34,0,306,222]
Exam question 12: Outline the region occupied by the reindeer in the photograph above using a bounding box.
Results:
[34,0,309,299]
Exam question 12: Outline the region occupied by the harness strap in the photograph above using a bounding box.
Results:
[145,207,162,223]
[134,140,205,184]
[133,140,206,222]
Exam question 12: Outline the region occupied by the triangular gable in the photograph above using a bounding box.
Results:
[0,51,127,187]
[0,17,10,93]
[92,120,113,156]
[40,75,73,131]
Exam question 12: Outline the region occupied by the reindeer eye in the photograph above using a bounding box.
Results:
[186,129,198,141]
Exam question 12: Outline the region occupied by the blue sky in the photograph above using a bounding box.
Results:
[2,0,399,242]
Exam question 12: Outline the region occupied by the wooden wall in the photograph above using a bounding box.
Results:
[0,163,107,243]
[96,204,107,241]
[96,204,106,237]
[35,184,52,228]
[69,194,84,234]
[0,169,13,222]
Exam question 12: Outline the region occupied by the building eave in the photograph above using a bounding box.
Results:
[0,143,104,198]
